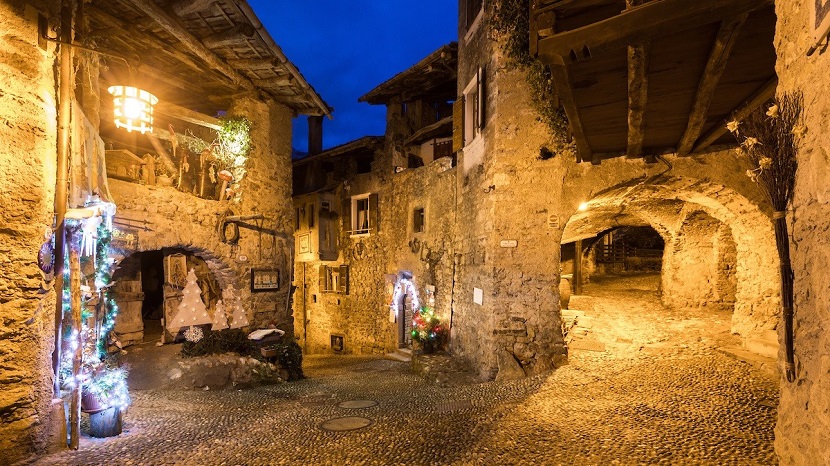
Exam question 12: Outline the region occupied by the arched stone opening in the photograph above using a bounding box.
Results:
[560,175,778,356]
[662,211,737,312]
[111,245,238,347]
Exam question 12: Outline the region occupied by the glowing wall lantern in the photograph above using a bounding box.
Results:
[107,85,158,134]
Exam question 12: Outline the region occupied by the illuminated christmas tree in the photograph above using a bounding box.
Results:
[211,299,229,331]
[224,286,249,329]
[167,268,212,335]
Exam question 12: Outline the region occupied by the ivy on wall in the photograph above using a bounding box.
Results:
[488,0,570,143]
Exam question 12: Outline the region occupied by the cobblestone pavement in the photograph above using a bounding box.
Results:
[35,273,779,465]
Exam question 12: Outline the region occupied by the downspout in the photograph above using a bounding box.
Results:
[302,262,307,354]
[52,0,74,397]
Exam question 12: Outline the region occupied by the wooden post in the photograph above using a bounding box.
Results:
[68,237,82,449]
[574,239,584,295]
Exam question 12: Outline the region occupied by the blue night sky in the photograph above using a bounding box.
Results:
[249,1,458,153]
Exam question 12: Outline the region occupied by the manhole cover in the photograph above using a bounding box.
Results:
[319,416,373,432]
[338,400,378,409]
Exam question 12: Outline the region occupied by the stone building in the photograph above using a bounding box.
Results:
[0,0,328,462]
[292,43,458,356]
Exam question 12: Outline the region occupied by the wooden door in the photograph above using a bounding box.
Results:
[112,254,145,347]
[162,252,187,342]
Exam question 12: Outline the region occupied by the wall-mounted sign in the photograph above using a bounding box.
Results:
[473,287,483,305]
[251,268,280,292]
[499,239,518,248]
[548,214,559,229]
[298,233,311,254]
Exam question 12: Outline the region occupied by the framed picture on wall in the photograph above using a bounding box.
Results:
[251,268,280,292]
[812,0,830,43]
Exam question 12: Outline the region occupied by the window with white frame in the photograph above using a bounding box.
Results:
[348,193,378,236]
[463,68,485,146]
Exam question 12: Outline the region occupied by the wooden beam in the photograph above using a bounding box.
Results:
[202,24,256,49]
[677,15,747,155]
[626,42,649,158]
[691,77,777,153]
[536,0,772,64]
[252,75,294,89]
[549,60,591,163]
[226,58,282,70]
[170,0,215,17]
[155,101,221,130]
[123,0,255,91]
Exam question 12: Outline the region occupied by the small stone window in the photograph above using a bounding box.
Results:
[413,208,425,233]
[319,264,349,294]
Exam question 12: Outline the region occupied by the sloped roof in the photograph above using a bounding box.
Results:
[89,0,331,117]
[359,43,458,105]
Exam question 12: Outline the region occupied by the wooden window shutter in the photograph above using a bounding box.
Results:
[341,198,351,234]
[452,97,464,152]
[477,66,485,130]
[339,264,349,295]
[369,193,379,233]
[318,265,328,292]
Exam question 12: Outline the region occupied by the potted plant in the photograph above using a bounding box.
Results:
[81,366,130,414]
[411,306,446,354]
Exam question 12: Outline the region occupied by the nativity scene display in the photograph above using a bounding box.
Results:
[104,118,251,203]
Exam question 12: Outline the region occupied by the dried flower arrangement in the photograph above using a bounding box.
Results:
[728,92,805,382]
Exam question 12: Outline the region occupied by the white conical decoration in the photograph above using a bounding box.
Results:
[224,285,249,329]
[211,299,229,331]
[167,268,212,333]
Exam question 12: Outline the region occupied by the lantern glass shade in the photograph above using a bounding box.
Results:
[107,85,158,134]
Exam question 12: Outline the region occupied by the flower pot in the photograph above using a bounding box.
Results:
[422,340,436,354]
[81,391,107,414]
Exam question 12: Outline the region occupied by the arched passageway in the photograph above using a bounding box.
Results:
[559,176,778,358]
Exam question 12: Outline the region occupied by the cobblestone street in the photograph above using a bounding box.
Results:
[36,274,779,465]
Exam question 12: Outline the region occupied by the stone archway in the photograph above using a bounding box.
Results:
[561,175,779,342]
[111,244,239,346]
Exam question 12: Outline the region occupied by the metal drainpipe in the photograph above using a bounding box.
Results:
[52,0,73,397]
[302,262,307,354]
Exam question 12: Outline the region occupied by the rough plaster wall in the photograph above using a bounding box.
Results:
[714,222,737,308]
[227,98,295,330]
[453,12,501,378]
[386,159,456,341]
[774,1,830,462]
[664,211,721,308]
[0,2,60,462]
[110,99,295,333]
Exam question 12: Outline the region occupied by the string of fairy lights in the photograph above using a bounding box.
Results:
[60,201,130,412]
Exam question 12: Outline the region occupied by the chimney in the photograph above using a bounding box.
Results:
[308,115,323,155]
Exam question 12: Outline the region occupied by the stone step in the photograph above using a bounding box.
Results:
[386,348,412,362]
[718,346,777,377]
[744,336,779,359]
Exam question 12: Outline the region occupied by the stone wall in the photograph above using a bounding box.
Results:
[773,1,830,462]
[0,1,60,462]
[294,155,457,356]
[109,99,296,334]
[449,4,783,379]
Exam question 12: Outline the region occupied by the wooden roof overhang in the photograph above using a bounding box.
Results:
[530,0,777,164]
[86,0,331,123]
[359,42,458,105]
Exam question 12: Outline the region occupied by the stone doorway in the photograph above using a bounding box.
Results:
[112,249,222,346]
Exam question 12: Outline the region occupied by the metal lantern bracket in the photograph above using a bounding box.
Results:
[39,15,141,73]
